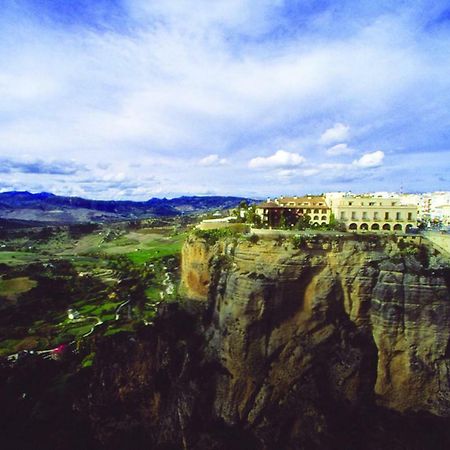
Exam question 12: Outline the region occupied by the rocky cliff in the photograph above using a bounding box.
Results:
[3,233,450,450]
[177,233,450,448]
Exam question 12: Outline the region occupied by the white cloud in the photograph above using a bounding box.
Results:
[320,123,350,145]
[352,150,384,168]
[248,150,305,169]
[198,154,228,166]
[326,143,355,156]
[0,2,449,196]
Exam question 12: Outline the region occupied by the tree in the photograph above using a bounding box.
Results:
[295,214,311,231]
[246,206,262,227]
[117,276,147,318]
[328,213,346,231]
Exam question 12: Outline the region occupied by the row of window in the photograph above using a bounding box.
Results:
[287,208,328,214]
[348,223,414,231]
[347,201,397,207]
[285,202,325,207]
[341,211,413,220]
[265,208,328,214]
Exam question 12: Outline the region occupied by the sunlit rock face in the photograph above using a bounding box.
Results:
[181,236,450,426]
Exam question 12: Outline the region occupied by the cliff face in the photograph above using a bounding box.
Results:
[181,235,450,431]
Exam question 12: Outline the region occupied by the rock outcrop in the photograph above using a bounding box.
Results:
[178,234,450,448]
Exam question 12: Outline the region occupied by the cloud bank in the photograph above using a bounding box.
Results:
[0,1,449,198]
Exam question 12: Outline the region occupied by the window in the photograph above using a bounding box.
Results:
[351,212,357,220]
[392,202,396,206]
[314,209,319,213]
[408,212,412,220]
[362,212,368,219]
[369,202,375,206]
[348,201,353,206]
[385,212,389,220]
[396,212,401,220]
[374,212,379,220]
[322,209,327,214]
[340,212,346,220]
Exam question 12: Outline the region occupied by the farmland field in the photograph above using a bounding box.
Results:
[0,218,193,357]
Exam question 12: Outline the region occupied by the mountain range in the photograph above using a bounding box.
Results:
[0,191,256,225]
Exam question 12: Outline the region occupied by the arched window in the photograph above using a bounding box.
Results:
[371,223,380,230]
[349,223,357,230]
[393,224,402,231]
[360,223,369,230]
[382,223,391,231]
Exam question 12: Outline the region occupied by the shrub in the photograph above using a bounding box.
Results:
[246,234,260,244]
[193,228,240,245]
[290,235,304,248]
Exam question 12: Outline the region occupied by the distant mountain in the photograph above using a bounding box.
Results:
[0,191,256,225]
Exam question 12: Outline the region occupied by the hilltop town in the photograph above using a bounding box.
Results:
[199,191,450,233]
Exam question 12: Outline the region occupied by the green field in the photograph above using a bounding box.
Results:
[126,233,187,264]
[0,251,46,265]
[0,277,37,299]
[0,220,190,357]
[0,223,189,266]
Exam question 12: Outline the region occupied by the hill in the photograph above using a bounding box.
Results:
[0,191,256,225]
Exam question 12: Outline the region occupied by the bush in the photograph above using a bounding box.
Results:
[193,228,240,245]
[246,234,260,244]
[290,235,304,248]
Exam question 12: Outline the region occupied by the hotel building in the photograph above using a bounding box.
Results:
[331,195,417,232]
[255,195,331,228]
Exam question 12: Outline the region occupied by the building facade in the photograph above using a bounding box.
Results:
[331,195,417,232]
[256,195,331,227]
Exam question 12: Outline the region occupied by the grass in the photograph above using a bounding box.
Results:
[145,286,161,301]
[0,339,22,356]
[0,277,37,298]
[126,233,187,264]
[63,323,94,337]
[0,251,43,265]
[81,352,95,368]
[103,325,133,337]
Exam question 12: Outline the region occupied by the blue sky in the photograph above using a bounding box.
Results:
[0,0,449,199]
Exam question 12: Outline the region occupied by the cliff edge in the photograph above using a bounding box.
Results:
[166,233,449,448]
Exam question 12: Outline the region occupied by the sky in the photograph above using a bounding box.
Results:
[0,0,449,200]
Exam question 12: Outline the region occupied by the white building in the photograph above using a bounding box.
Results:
[331,195,417,232]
